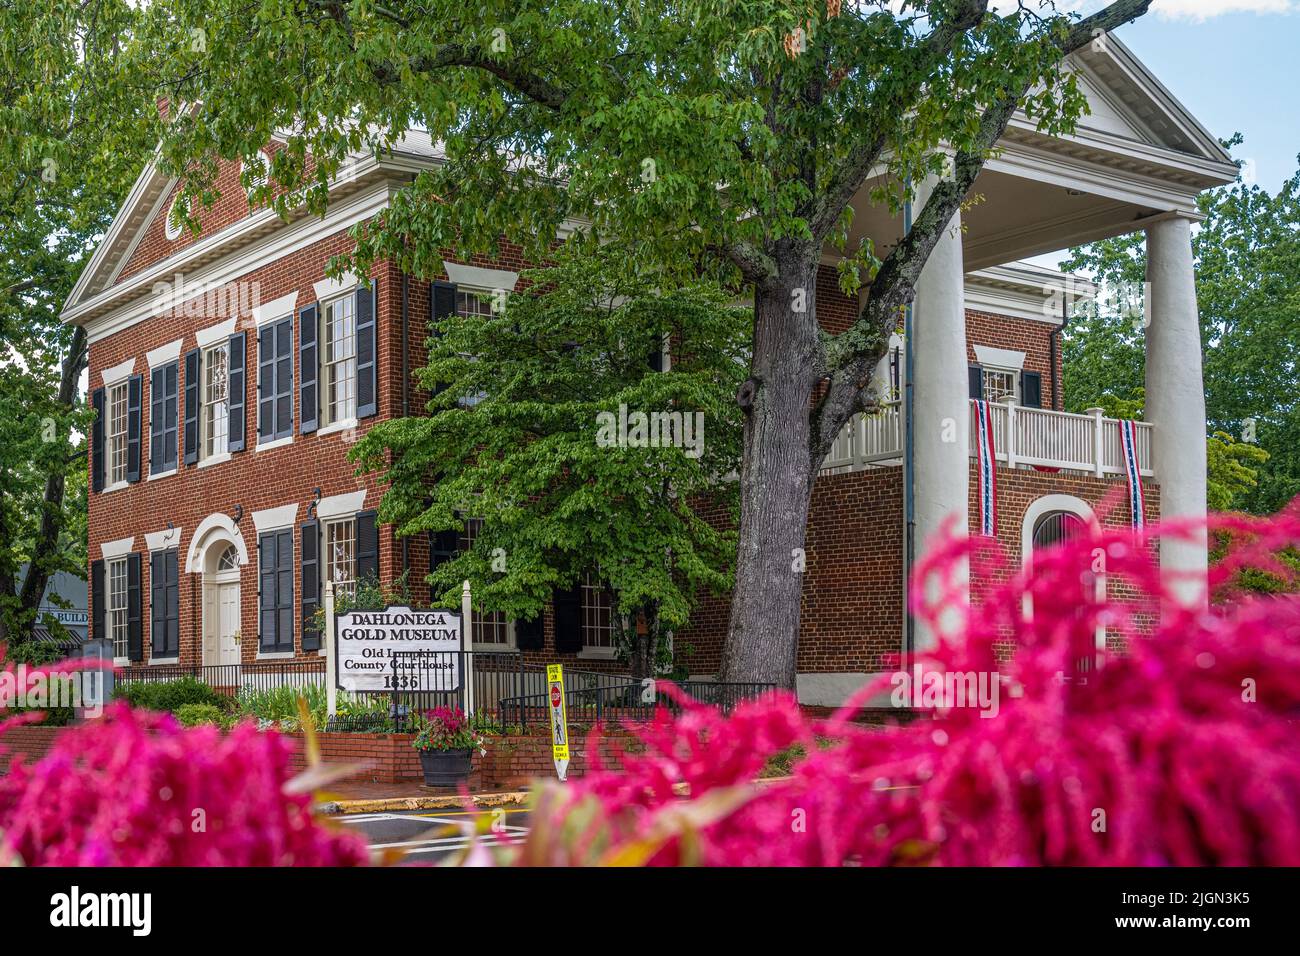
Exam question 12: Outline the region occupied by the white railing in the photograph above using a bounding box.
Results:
[819,399,1154,478]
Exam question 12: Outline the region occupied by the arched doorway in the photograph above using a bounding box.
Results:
[202,541,242,669]
[1021,495,1102,683]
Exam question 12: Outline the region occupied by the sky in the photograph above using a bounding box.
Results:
[1024,0,1299,268]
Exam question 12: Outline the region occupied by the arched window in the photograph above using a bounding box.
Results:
[216,544,240,572]
[164,197,183,241]
[1031,511,1086,551]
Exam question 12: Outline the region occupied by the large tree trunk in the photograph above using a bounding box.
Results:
[719,256,822,689]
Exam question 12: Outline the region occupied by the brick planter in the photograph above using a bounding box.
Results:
[0,724,67,774]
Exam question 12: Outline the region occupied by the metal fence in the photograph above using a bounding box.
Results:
[117,660,327,695]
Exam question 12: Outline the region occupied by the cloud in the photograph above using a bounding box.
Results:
[1150,0,1295,21]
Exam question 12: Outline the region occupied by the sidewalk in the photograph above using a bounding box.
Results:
[317,780,533,815]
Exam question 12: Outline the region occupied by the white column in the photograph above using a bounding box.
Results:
[912,173,969,650]
[1145,215,1208,604]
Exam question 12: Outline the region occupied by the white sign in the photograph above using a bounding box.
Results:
[334,606,461,693]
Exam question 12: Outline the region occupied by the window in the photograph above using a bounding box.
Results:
[325,518,356,599]
[1032,511,1086,551]
[108,557,129,660]
[106,381,129,486]
[202,342,229,459]
[258,529,295,653]
[164,197,183,241]
[458,520,511,646]
[982,366,1019,404]
[150,548,180,659]
[150,361,179,474]
[322,295,357,425]
[454,290,494,408]
[581,576,615,652]
[258,316,294,443]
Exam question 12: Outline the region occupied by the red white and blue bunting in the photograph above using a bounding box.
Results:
[973,399,998,536]
[1119,418,1146,529]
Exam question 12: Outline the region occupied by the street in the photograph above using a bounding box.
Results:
[339,808,532,862]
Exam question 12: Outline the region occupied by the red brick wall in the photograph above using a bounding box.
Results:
[0,725,64,774]
[965,309,1062,410]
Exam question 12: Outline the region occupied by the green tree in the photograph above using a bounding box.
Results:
[1061,145,1300,515]
[352,253,747,678]
[125,0,1152,685]
[0,1,159,644]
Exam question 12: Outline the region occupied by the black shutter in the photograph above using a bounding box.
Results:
[1021,370,1043,408]
[968,364,984,400]
[91,559,105,643]
[515,613,545,651]
[274,318,293,438]
[553,585,583,654]
[259,532,276,651]
[164,549,179,656]
[430,281,457,397]
[126,374,142,483]
[276,529,294,652]
[150,367,165,475]
[356,509,379,585]
[356,285,377,419]
[91,388,105,493]
[301,519,320,651]
[227,331,246,452]
[126,551,143,662]
[183,348,200,464]
[150,550,165,655]
[299,303,318,434]
[258,323,275,440]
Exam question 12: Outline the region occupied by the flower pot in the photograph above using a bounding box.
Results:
[418,747,474,787]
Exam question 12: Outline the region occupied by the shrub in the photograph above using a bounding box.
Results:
[176,703,226,728]
[113,677,224,714]
[0,704,368,865]
[232,682,329,730]
[504,504,1300,866]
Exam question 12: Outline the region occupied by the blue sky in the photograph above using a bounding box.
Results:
[1118,6,1299,191]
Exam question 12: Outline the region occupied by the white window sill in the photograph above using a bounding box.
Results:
[256,650,296,660]
[578,647,618,660]
[148,468,177,482]
[316,417,358,437]
[256,435,293,452]
[113,657,130,668]
[473,644,516,653]
[148,656,179,666]
[102,481,129,495]
[198,452,232,469]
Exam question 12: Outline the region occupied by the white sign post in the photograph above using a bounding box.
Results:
[334,605,462,693]
[324,581,337,719]
[461,579,475,717]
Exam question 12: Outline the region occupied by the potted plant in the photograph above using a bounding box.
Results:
[411,706,484,787]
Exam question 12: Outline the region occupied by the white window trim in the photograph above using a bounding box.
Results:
[256,650,297,661]
[101,357,137,388]
[255,434,293,452]
[147,467,177,482]
[251,503,299,535]
[102,480,129,495]
[145,527,183,552]
[313,273,361,301]
[195,317,237,349]
[442,261,520,292]
[315,417,358,438]
[252,291,298,327]
[100,536,136,560]
[974,345,1026,371]
[578,646,619,660]
[471,618,516,651]
[146,339,183,369]
[197,451,232,469]
[316,489,366,521]
[148,656,180,665]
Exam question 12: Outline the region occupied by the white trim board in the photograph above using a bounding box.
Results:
[973,346,1026,371]
[101,358,137,388]
[195,317,238,349]
[145,339,183,369]
[252,503,299,534]
[145,527,184,552]
[442,261,520,292]
[252,291,299,327]
[100,536,136,560]
[316,490,366,521]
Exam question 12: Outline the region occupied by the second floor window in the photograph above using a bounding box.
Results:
[106,381,129,486]
[202,342,229,459]
[108,556,129,660]
[581,576,615,652]
[982,366,1019,404]
[458,519,511,646]
[325,518,356,599]
[323,295,357,426]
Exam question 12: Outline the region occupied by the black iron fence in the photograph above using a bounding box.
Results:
[117,660,326,695]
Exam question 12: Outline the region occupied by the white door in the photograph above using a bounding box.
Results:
[204,582,241,667]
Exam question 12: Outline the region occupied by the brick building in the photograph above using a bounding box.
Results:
[61,37,1236,705]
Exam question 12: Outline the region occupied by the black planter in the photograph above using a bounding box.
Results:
[418,747,474,787]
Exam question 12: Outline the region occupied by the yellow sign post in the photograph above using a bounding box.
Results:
[546,664,569,781]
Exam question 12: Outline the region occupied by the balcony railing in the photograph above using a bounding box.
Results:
[820,399,1154,478]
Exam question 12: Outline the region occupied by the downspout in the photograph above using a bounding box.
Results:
[1048,285,1070,410]
[400,271,410,578]
[902,185,916,663]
